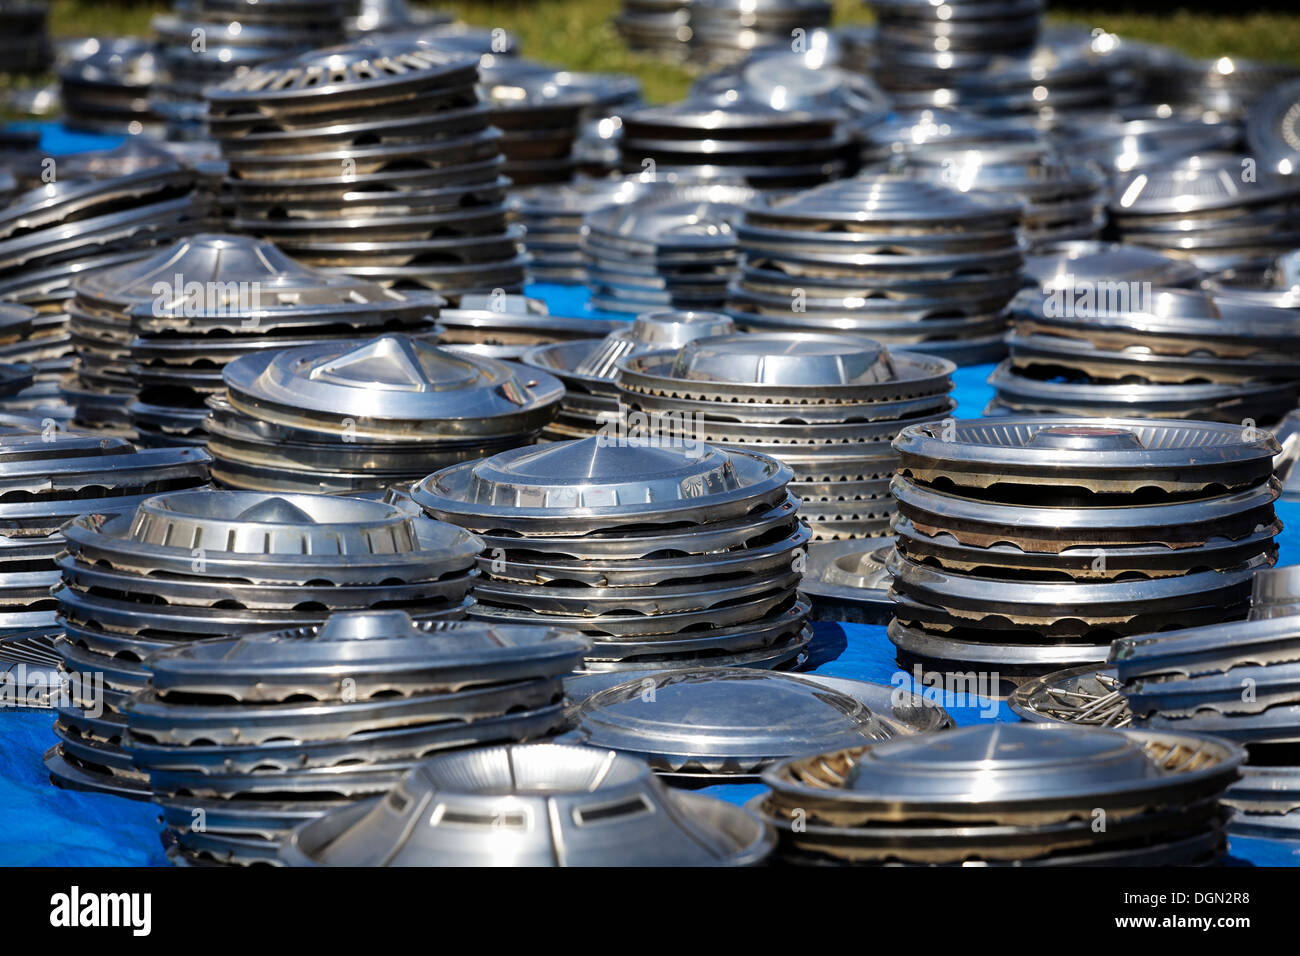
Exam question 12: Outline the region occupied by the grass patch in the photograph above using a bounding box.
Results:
[28,0,1300,104]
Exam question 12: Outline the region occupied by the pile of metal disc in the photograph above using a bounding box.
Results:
[0,158,207,385]
[522,309,735,440]
[726,177,1024,365]
[692,44,889,124]
[208,334,562,494]
[1112,616,1300,840]
[902,36,1118,121]
[868,0,1044,97]
[618,332,956,540]
[76,233,441,447]
[887,417,1281,675]
[570,668,952,782]
[1144,53,1300,120]
[1054,113,1240,178]
[1019,240,1203,294]
[0,427,210,668]
[581,183,756,315]
[892,139,1107,249]
[478,56,641,186]
[150,0,351,140]
[2,166,215,431]
[0,0,50,75]
[753,722,1242,866]
[687,0,832,68]
[1109,154,1300,272]
[349,0,453,36]
[858,107,1042,167]
[615,0,692,59]
[46,489,481,801]
[123,609,587,865]
[1205,250,1300,308]
[411,436,813,671]
[510,178,654,284]
[58,38,162,136]
[282,742,774,866]
[206,37,526,302]
[0,302,66,421]
[434,294,621,360]
[993,287,1300,423]
[619,101,851,189]
[0,144,210,393]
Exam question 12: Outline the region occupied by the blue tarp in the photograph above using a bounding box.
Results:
[0,127,1295,865]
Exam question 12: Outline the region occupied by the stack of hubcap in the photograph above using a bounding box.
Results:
[993,287,1300,423]
[893,139,1107,249]
[434,294,622,360]
[1204,249,1300,308]
[522,309,735,440]
[867,0,1044,98]
[206,38,525,302]
[5,160,210,434]
[687,0,832,69]
[58,37,162,136]
[615,0,692,60]
[753,723,1241,866]
[124,609,587,865]
[619,101,852,189]
[1112,616,1300,840]
[208,334,563,494]
[617,333,956,540]
[1109,154,1300,272]
[0,428,210,667]
[726,177,1025,365]
[1019,240,1203,293]
[887,417,1281,674]
[478,57,642,186]
[1144,54,1299,120]
[1055,114,1239,177]
[282,743,775,866]
[150,0,351,140]
[571,668,952,782]
[46,489,481,800]
[581,184,756,315]
[347,0,452,35]
[1,143,219,424]
[0,303,57,421]
[858,107,1042,167]
[412,437,812,671]
[891,34,1116,120]
[80,234,440,447]
[510,178,654,284]
[692,41,889,123]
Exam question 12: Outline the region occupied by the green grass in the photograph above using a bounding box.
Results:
[31,0,1300,104]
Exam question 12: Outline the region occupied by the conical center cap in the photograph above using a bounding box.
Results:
[235,497,317,524]
[305,336,478,393]
[671,335,895,386]
[1027,425,1146,451]
[465,437,738,509]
